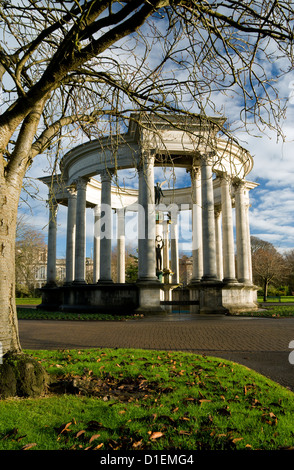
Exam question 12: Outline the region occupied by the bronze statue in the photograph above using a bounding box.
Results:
[154,181,164,205]
[155,235,164,271]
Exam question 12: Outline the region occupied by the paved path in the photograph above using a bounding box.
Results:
[19,313,294,392]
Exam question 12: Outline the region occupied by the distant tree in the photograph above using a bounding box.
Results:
[15,216,47,297]
[284,249,294,295]
[251,236,287,301]
[125,253,139,283]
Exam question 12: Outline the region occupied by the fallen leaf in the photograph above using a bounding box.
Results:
[93,443,104,450]
[132,440,143,448]
[232,438,243,444]
[89,434,101,444]
[56,421,72,435]
[76,430,86,439]
[2,428,18,440]
[21,443,37,450]
[149,431,164,440]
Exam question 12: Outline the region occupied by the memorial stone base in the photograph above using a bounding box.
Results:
[135,280,165,314]
[221,282,259,313]
[39,284,140,314]
[189,281,258,315]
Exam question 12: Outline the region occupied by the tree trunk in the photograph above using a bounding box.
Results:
[0,172,49,400]
[263,279,269,302]
[0,179,22,355]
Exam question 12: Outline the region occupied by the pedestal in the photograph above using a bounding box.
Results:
[222,282,258,314]
[136,280,165,314]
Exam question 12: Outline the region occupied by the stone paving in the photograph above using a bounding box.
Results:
[18,313,294,392]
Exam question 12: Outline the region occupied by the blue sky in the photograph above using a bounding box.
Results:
[19,95,294,260]
[17,23,294,260]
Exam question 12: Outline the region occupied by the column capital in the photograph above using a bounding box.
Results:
[46,197,58,215]
[214,204,222,217]
[100,169,114,183]
[187,166,201,180]
[75,176,89,191]
[200,152,215,166]
[138,150,155,171]
[66,184,77,197]
[215,170,229,181]
[232,178,246,190]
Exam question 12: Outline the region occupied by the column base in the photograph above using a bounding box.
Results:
[72,279,87,285]
[199,280,228,315]
[222,282,258,314]
[201,275,219,282]
[237,278,252,285]
[136,279,165,314]
[188,280,259,315]
[222,277,238,284]
[44,281,57,288]
[189,278,201,284]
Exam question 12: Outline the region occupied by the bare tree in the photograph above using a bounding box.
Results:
[284,249,294,295]
[15,216,47,296]
[0,0,294,360]
[251,236,287,301]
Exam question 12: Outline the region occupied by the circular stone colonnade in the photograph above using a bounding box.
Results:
[39,114,259,315]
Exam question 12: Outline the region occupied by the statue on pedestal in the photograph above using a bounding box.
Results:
[154,181,164,205]
[155,235,164,271]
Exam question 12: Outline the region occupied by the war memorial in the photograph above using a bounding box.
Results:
[39,113,258,315]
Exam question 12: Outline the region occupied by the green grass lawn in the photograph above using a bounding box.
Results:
[17,304,294,320]
[16,307,139,321]
[241,305,294,318]
[15,298,42,305]
[257,296,294,303]
[1,348,294,450]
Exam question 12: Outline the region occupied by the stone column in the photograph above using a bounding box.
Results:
[93,204,100,283]
[74,177,88,284]
[170,212,179,284]
[190,167,203,282]
[99,170,113,283]
[163,221,169,270]
[214,205,223,281]
[117,208,125,283]
[65,186,77,284]
[46,197,58,286]
[246,205,253,283]
[235,181,251,284]
[137,152,157,281]
[220,175,237,283]
[201,155,217,281]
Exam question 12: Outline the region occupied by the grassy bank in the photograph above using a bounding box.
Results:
[17,304,294,320]
[16,308,139,321]
[16,298,42,305]
[257,296,294,303]
[241,305,294,318]
[0,348,294,450]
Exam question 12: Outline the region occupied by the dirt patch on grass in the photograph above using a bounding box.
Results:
[48,373,173,402]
